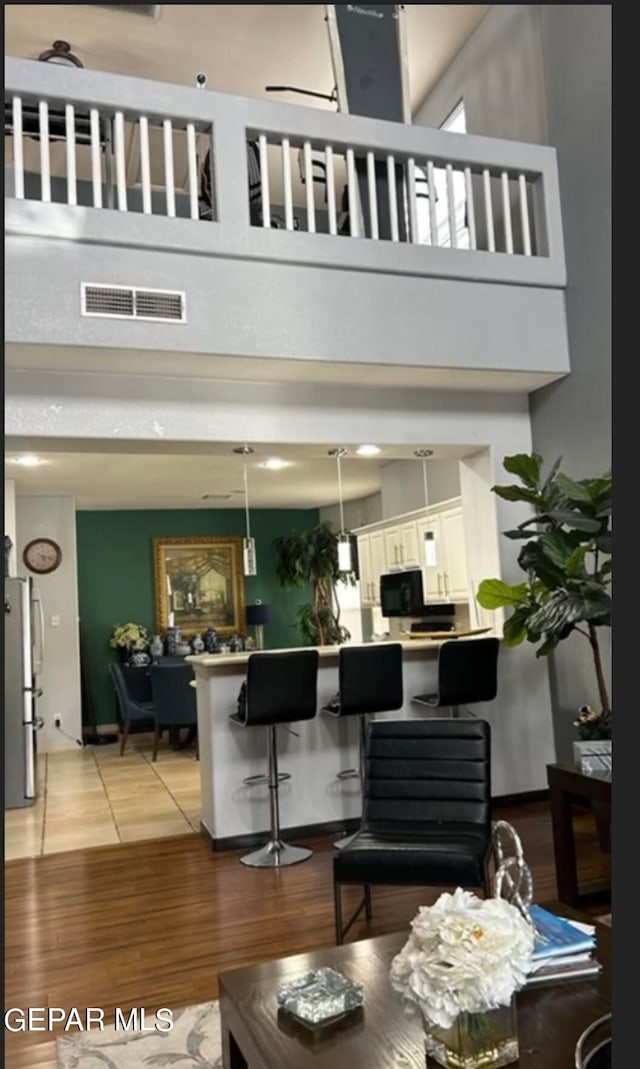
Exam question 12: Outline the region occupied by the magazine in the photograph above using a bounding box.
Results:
[529,904,596,961]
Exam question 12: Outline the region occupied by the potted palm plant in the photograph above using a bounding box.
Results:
[273,521,355,646]
[476,453,611,771]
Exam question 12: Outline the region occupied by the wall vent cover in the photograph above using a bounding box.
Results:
[81,284,186,323]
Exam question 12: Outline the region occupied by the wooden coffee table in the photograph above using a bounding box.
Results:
[218,904,610,1069]
[547,762,612,907]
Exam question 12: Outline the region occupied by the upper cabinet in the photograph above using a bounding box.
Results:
[356,498,469,607]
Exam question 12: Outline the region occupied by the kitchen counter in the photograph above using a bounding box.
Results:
[189,632,495,849]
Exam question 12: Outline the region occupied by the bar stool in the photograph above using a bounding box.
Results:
[322,643,404,847]
[230,649,319,868]
[412,637,500,717]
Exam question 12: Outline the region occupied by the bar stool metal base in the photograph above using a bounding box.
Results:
[240,840,312,868]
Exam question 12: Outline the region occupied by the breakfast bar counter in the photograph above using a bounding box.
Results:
[187,638,482,850]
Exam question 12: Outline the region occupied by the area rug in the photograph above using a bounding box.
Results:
[56,1002,222,1068]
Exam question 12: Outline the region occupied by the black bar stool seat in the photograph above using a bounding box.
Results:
[321,642,404,848]
[412,637,500,718]
[230,650,319,869]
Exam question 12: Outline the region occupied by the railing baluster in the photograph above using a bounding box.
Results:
[346,148,360,238]
[427,160,438,246]
[501,171,513,254]
[518,173,532,256]
[139,116,152,215]
[464,166,477,250]
[326,145,337,235]
[386,154,399,242]
[38,101,51,203]
[90,108,103,208]
[163,119,176,218]
[114,111,127,211]
[258,134,271,228]
[64,104,77,206]
[303,140,316,234]
[186,123,198,221]
[407,157,418,243]
[366,151,379,240]
[483,168,495,252]
[12,96,24,200]
[446,163,457,249]
[282,137,294,231]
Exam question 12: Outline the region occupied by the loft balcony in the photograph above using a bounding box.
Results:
[4,57,569,390]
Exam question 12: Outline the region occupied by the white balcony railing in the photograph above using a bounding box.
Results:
[5,58,566,288]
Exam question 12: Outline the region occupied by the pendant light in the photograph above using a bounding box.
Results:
[328,447,353,573]
[414,448,435,572]
[234,445,257,576]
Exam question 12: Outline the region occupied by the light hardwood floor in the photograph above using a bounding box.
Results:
[4,736,200,860]
[4,800,611,1069]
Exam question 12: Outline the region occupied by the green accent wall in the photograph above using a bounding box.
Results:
[76,508,319,726]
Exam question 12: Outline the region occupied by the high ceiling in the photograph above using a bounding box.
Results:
[5,440,471,510]
[4,4,489,115]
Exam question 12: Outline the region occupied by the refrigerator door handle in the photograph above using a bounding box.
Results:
[32,587,45,677]
[24,723,35,800]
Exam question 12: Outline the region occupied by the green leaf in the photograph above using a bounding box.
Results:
[542,456,563,494]
[492,485,542,505]
[528,590,612,634]
[548,510,601,533]
[565,544,590,575]
[554,473,594,504]
[476,579,529,610]
[502,609,529,647]
[595,534,612,554]
[536,635,563,657]
[502,529,543,540]
[502,453,543,488]
[539,530,585,569]
[517,540,565,589]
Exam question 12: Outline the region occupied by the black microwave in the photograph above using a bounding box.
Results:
[380,569,425,618]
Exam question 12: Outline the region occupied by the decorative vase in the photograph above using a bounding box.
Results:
[204,627,218,653]
[130,650,151,668]
[192,633,205,654]
[423,998,518,1069]
[175,641,192,657]
[166,626,180,657]
[116,645,130,665]
[150,634,164,661]
[573,739,612,773]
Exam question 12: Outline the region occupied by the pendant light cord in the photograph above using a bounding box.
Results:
[422,458,429,510]
[243,462,252,540]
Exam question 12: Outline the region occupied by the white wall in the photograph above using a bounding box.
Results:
[380,458,461,519]
[4,480,17,576]
[15,496,82,752]
[319,492,383,532]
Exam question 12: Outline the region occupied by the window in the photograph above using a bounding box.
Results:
[415,100,470,250]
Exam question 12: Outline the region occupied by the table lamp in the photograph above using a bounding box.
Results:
[246,602,272,650]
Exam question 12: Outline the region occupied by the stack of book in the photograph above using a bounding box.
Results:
[524,904,602,987]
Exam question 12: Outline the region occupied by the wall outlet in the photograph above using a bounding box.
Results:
[51,615,61,627]
[54,715,61,728]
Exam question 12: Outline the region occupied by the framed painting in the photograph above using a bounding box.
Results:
[153,536,245,636]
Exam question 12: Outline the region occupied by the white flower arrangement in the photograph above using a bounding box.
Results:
[109,622,149,651]
[389,888,534,1030]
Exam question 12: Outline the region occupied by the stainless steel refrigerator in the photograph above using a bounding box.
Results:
[4,576,45,809]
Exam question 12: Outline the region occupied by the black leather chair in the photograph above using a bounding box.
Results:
[149,664,198,762]
[412,637,500,717]
[231,650,319,869]
[109,663,155,756]
[333,718,493,944]
[322,643,404,847]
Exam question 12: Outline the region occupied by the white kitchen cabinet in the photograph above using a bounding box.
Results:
[384,526,403,571]
[384,522,420,571]
[440,506,468,600]
[357,530,387,606]
[416,506,469,602]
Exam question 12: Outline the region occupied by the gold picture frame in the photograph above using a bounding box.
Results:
[153,536,245,637]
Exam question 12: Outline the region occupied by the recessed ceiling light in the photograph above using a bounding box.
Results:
[356,445,381,457]
[10,455,47,467]
[259,457,291,470]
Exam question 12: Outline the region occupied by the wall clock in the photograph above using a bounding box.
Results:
[22,538,63,575]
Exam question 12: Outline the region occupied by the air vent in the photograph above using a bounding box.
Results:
[81,284,186,323]
[90,5,162,17]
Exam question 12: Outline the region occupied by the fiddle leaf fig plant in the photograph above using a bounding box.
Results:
[477,453,611,719]
[273,521,355,646]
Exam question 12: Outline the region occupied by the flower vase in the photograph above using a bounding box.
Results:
[423,998,518,1069]
[117,646,130,665]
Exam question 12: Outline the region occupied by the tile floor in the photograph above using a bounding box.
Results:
[5,734,201,861]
